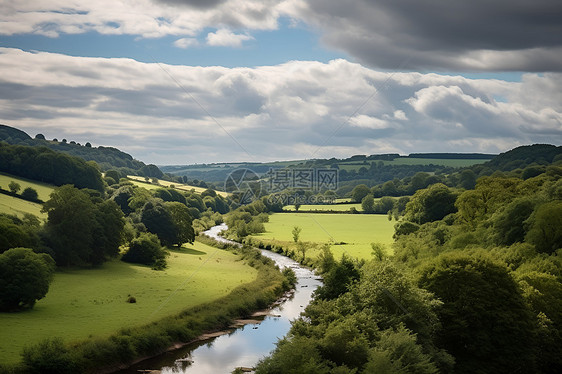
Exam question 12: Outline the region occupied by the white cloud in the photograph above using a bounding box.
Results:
[206,29,254,47]
[173,37,199,48]
[0,0,294,38]
[0,48,560,164]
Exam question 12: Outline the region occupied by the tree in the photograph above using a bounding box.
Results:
[404,183,457,224]
[526,201,562,254]
[8,181,21,194]
[297,241,307,262]
[42,185,97,266]
[419,251,536,373]
[490,197,536,246]
[42,185,124,266]
[141,199,176,247]
[121,233,166,269]
[0,248,55,311]
[458,169,477,189]
[90,200,125,265]
[292,226,302,243]
[351,184,370,202]
[165,201,195,246]
[20,187,39,201]
[361,194,375,213]
[35,133,46,140]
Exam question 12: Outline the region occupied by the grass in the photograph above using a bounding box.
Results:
[0,193,46,219]
[0,241,257,365]
[338,157,488,171]
[127,175,229,197]
[0,173,55,202]
[252,213,395,261]
[283,203,363,212]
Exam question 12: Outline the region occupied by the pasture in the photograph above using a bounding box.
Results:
[283,203,363,212]
[338,157,488,171]
[0,241,257,365]
[0,173,54,202]
[127,175,229,197]
[253,213,395,260]
[0,193,46,219]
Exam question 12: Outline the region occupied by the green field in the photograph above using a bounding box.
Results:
[338,157,488,171]
[283,203,362,212]
[0,242,257,364]
[253,213,395,260]
[0,173,55,202]
[0,193,46,219]
[127,175,229,197]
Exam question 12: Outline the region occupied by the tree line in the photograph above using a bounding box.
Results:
[255,163,562,373]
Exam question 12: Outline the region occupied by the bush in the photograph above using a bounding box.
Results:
[22,337,84,374]
[20,187,39,202]
[0,248,55,311]
[121,233,167,269]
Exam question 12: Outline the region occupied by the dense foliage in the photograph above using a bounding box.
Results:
[0,248,55,311]
[0,124,162,176]
[0,143,104,191]
[42,185,125,266]
[121,232,166,269]
[257,159,562,373]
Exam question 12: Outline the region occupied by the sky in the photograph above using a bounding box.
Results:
[0,0,561,165]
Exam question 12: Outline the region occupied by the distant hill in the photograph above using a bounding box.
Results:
[0,124,32,142]
[483,144,562,171]
[0,124,162,177]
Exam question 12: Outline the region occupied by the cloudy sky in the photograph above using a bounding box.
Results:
[1,0,561,165]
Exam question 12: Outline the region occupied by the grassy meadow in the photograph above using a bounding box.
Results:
[337,157,488,171]
[127,175,229,197]
[0,193,46,219]
[0,241,257,365]
[0,173,54,202]
[283,203,363,212]
[252,213,395,260]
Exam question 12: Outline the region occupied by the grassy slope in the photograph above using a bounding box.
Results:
[0,242,256,364]
[0,173,54,202]
[253,213,395,260]
[338,157,488,171]
[0,194,46,219]
[283,203,363,212]
[127,175,229,197]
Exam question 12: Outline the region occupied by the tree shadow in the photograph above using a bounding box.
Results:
[169,246,207,256]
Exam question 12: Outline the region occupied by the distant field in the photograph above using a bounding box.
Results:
[283,203,363,212]
[0,241,256,364]
[253,213,395,260]
[0,194,46,219]
[127,175,229,197]
[338,157,488,171]
[0,173,55,202]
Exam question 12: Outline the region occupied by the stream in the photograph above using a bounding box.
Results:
[115,223,321,373]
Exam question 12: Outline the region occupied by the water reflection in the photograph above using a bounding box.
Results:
[116,225,320,374]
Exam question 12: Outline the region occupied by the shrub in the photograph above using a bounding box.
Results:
[121,233,167,268]
[20,187,39,202]
[0,248,55,311]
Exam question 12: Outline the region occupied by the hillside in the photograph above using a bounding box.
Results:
[0,124,162,177]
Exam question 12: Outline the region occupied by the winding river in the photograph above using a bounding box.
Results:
[116,224,321,373]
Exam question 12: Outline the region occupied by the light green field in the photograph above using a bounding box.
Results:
[253,213,395,260]
[338,157,488,171]
[127,175,229,197]
[283,203,362,212]
[0,193,46,219]
[0,242,256,364]
[0,173,55,202]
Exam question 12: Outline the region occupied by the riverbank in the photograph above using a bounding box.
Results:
[113,226,321,374]
[0,239,294,374]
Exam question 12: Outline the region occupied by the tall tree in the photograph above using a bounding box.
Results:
[0,248,55,311]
